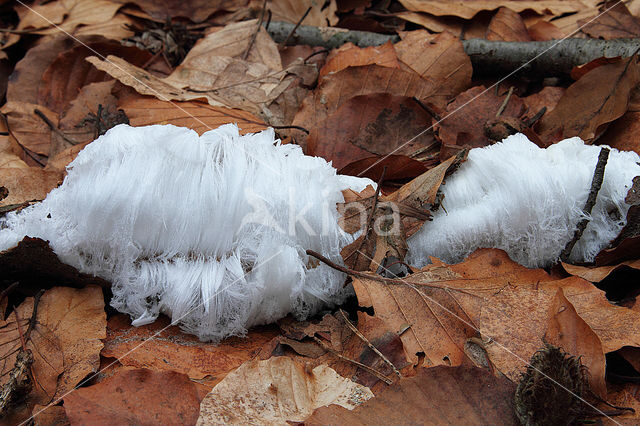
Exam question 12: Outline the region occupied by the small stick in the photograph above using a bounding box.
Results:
[412,96,442,121]
[280,6,312,47]
[271,124,310,134]
[243,0,267,60]
[496,86,514,117]
[345,166,386,265]
[560,147,610,261]
[34,109,79,146]
[313,336,393,385]
[0,282,19,303]
[338,309,401,377]
[265,10,272,31]
[307,249,482,295]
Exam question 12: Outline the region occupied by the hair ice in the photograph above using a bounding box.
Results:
[0,124,373,341]
[406,133,640,268]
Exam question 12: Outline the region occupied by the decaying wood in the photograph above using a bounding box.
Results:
[266,21,640,76]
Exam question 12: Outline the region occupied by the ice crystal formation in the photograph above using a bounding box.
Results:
[0,124,372,341]
[1,126,638,340]
[407,133,640,268]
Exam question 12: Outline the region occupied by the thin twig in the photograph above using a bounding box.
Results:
[313,336,393,385]
[345,166,386,266]
[307,249,487,295]
[34,109,79,146]
[496,86,514,117]
[271,124,310,134]
[280,6,312,47]
[412,96,442,121]
[560,147,610,261]
[0,282,19,304]
[265,10,272,31]
[338,309,401,377]
[243,0,267,60]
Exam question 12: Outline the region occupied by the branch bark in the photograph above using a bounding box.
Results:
[265,21,640,77]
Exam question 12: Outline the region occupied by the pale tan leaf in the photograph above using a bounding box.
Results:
[0,167,62,207]
[194,20,282,71]
[197,357,373,425]
[264,0,339,27]
[398,0,584,20]
[17,0,122,34]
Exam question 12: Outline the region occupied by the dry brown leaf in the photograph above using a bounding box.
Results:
[52,81,119,157]
[319,41,399,79]
[544,288,607,398]
[398,0,584,20]
[396,11,465,37]
[580,1,640,39]
[72,12,137,40]
[352,248,640,378]
[338,151,464,271]
[0,286,105,416]
[87,54,311,123]
[0,152,29,169]
[562,259,640,282]
[0,167,62,207]
[32,404,69,426]
[603,382,640,425]
[306,93,437,170]
[17,0,122,34]
[527,19,566,40]
[292,65,443,147]
[63,368,200,424]
[487,7,532,41]
[598,105,640,156]
[277,311,410,393]
[37,38,151,115]
[394,30,472,97]
[2,102,57,156]
[112,0,246,22]
[306,365,518,425]
[435,85,526,151]
[196,357,373,424]
[102,314,279,389]
[114,84,268,134]
[523,85,565,114]
[264,0,339,27]
[191,20,282,71]
[328,312,410,392]
[481,274,640,381]
[537,55,640,144]
[351,249,549,367]
[6,36,79,105]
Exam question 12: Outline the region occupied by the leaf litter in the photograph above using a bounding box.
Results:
[2,0,640,424]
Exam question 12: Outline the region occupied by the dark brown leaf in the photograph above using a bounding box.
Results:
[306,365,518,425]
[64,369,200,424]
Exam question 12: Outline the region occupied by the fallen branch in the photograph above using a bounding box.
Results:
[561,147,610,261]
[265,21,640,76]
